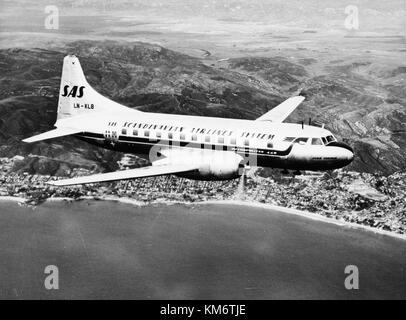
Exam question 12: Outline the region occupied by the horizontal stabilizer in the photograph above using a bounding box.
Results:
[22,127,81,143]
[48,164,198,186]
[256,96,305,123]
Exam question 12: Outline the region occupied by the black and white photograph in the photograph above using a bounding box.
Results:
[0,0,405,305]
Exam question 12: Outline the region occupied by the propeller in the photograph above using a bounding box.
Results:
[235,165,247,200]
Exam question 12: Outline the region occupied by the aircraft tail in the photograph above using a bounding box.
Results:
[57,55,135,121]
[23,55,139,143]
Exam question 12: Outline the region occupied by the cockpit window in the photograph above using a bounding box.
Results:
[283,137,296,142]
[311,138,323,145]
[321,137,327,145]
[293,137,309,144]
[326,135,335,143]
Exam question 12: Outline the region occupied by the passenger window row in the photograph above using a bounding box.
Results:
[120,128,273,147]
[120,127,279,149]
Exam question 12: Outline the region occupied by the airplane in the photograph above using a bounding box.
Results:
[23,55,354,186]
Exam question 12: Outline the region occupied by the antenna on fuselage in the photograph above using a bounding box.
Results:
[301,121,304,130]
[309,118,312,126]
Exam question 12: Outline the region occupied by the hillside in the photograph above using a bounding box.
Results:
[0,40,405,175]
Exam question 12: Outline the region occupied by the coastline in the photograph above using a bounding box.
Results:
[200,200,406,241]
[1,195,405,241]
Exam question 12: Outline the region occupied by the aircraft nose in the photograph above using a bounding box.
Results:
[341,147,354,164]
[326,141,354,166]
[336,142,354,165]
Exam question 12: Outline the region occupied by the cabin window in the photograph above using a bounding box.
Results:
[283,137,295,142]
[180,134,186,140]
[121,128,127,135]
[156,132,161,138]
[311,138,323,145]
[192,134,197,141]
[205,136,211,143]
[267,142,273,148]
[144,130,150,137]
[133,129,138,136]
[230,138,236,145]
[294,137,308,145]
[244,139,249,146]
[168,132,173,139]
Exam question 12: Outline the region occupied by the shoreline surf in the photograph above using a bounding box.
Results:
[0,195,405,240]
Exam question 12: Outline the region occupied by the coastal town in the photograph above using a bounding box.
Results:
[0,155,405,235]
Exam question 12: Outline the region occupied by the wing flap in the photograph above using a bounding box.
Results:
[256,96,305,123]
[48,164,198,186]
[23,127,82,143]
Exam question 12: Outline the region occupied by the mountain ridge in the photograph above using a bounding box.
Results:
[0,40,404,175]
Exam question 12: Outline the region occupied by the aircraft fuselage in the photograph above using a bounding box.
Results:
[74,111,354,179]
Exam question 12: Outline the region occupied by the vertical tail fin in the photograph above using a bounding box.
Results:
[57,55,136,121]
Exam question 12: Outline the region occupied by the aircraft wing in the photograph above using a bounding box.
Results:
[23,127,82,143]
[256,96,305,123]
[47,164,198,186]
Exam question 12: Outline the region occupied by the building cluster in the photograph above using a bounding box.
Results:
[0,156,405,234]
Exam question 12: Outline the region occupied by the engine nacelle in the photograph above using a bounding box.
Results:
[196,151,244,180]
[152,149,244,180]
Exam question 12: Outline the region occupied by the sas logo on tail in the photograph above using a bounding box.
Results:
[61,85,85,98]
